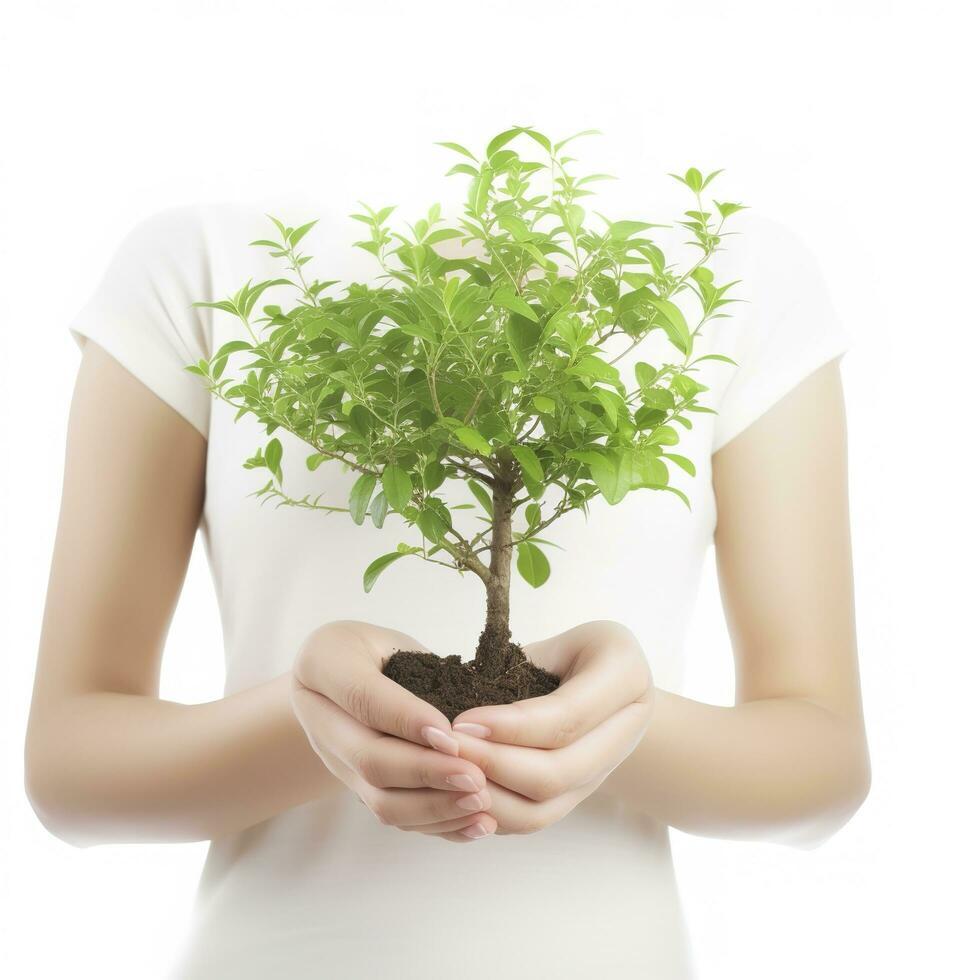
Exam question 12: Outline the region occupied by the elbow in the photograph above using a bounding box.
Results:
[26,797,93,850]
[24,715,112,849]
[23,755,217,847]
[24,734,229,847]
[24,700,90,846]
[24,700,224,846]
[24,749,95,849]
[783,738,872,851]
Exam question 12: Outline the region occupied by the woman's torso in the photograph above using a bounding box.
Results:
[167,194,740,979]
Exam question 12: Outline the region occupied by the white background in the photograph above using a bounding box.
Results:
[2,2,977,977]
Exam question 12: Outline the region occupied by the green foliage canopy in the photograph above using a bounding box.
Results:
[187,126,748,597]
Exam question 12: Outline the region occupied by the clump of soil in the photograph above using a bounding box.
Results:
[382,623,560,721]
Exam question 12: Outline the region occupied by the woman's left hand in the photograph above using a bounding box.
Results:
[449,620,655,835]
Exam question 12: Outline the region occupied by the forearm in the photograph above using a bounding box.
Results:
[24,672,340,847]
[601,688,871,846]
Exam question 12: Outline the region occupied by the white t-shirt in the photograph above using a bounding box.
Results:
[66,196,850,980]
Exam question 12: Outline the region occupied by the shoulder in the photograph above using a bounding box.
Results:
[131,195,342,272]
[700,210,849,454]
[110,202,210,258]
[709,206,813,273]
[709,209,832,317]
[116,196,328,254]
[100,197,326,299]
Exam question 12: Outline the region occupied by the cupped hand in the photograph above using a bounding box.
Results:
[449,620,654,835]
[290,620,496,843]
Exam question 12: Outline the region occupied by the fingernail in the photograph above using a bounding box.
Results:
[452,722,491,738]
[446,774,479,793]
[456,790,490,812]
[422,726,459,756]
[462,821,490,839]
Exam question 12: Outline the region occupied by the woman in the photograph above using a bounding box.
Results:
[24,197,871,978]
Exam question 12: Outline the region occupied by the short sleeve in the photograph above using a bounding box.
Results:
[710,215,850,454]
[67,205,214,440]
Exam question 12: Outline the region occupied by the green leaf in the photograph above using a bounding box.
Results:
[288,219,319,247]
[213,339,253,361]
[348,473,377,525]
[486,126,524,158]
[307,314,359,346]
[629,448,669,489]
[663,453,696,477]
[567,449,608,469]
[498,215,530,240]
[568,449,624,505]
[514,239,553,269]
[418,501,451,544]
[505,319,528,373]
[422,460,446,491]
[243,278,293,317]
[651,297,691,355]
[511,444,544,484]
[606,219,660,241]
[526,502,541,527]
[381,464,413,512]
[467,479,493,517]
[264,438,283,480]
[635,361,658,388]
[400,321,438,344]
[714,200,747,218]
[427,228,464,245]
[516,540,550,588]
[566,204,585,233]
[442,276,460,309]
[642,387,675,410]
[470,168,493,216]
[369,490,388,528]
[589,387,622,427]
[522,128,552,153]
[533,395,556,414]
[649,425,680,446]
[445,163,480,177]
[493,288,538,322]
[670,373,701,399]
[191,299,238,316]
[363,552,405,593]
[567,354,621,385]
[573,447,668,502]
[437,257,492,285]
[455,426,493,456]
[435,141,478,162]
[691,353,738,366]
[659,484,691,510]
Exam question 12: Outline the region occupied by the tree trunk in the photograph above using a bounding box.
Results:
[475,485,514,674]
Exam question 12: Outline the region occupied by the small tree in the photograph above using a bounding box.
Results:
[187,126,747,679]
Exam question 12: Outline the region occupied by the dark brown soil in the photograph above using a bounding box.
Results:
[381,623,561,721]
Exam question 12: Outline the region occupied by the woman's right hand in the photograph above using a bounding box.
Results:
[290,620,496,843]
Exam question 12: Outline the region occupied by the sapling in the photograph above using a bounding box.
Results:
[186,125,747,718]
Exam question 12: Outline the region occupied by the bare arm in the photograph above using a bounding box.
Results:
[602,357,871,846]
[24,341,339,847]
